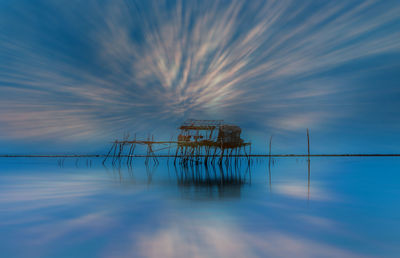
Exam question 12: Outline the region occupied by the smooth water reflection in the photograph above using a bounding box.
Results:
[0,157,399,257]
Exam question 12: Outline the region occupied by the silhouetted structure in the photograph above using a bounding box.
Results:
[175,119,250,165]
[103,119,251,165]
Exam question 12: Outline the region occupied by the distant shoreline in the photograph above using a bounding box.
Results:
[1,154,400,158]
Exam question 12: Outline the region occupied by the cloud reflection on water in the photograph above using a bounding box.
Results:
[0,158,393,257]
[274,181,333,201]
[0,175,108,211]
[133,219,362,258]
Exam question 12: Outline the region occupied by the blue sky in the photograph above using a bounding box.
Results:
[0,0,399,154]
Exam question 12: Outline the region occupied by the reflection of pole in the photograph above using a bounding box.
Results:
[219,148,224,165]
[248,144,252,165]
[307,129,310,159]
[308,160,310,201]
[268,136,272,192]
[127,143,134,165]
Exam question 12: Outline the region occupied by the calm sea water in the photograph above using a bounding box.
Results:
[0,157,399,257]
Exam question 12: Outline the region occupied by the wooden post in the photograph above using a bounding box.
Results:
[307,128,310,201]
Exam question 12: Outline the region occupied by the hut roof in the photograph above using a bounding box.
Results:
[179,119,224,130]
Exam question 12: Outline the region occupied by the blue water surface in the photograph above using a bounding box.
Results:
[0,157,399,258]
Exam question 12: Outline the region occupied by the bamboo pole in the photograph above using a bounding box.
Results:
[307,128,310,201]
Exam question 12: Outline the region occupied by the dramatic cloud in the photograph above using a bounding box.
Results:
[0,0,399,149]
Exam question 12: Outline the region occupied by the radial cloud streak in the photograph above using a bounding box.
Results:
[0,0,399,151]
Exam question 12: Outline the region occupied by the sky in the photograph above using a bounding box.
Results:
[0,0,399,154]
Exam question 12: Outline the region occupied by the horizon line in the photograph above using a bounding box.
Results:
[1,154,400,158]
